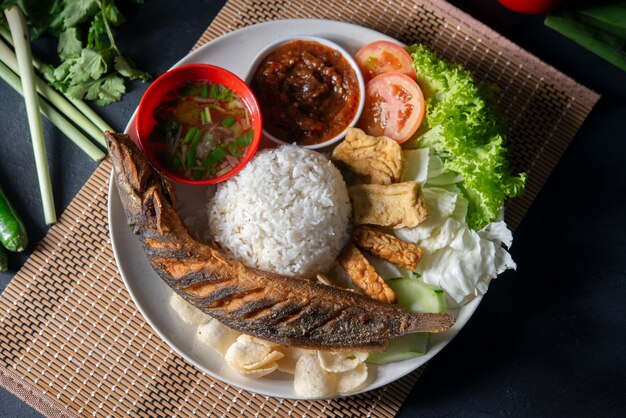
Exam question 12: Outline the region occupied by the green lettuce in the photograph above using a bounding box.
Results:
[407,44,526,230]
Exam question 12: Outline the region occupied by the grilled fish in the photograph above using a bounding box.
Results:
[106,131,454,351]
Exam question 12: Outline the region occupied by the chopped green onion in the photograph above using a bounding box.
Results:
[218,85,234,101]
[231,122,243,137]
[210,147,226,163]
[235,131,253,147]
[193,171,202,180]
[203,146,226,166]
[227,143,242,157]
[209,84,220,99]
[182,127,198,145]
[200,106,211,125]
[212,146,227,161]
[200,83,209,98]
[186,147,196,168]
[191,129,204,147]
[222,116,236,128]
[186,130,203,170]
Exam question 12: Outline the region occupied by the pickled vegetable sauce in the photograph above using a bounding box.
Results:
[149,81,254,181]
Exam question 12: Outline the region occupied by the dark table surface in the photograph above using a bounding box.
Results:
[1,1,625,416]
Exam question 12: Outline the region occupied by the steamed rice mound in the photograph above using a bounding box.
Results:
[207,145,351,277]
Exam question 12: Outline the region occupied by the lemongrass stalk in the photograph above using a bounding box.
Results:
[0,61,105,161]
[0,39,106,147]
[5,7,56,224]
[0,27,11,46]
[67,96,112,132]
[0,25,113,133]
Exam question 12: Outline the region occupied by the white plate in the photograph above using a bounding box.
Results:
[108,19,482,399]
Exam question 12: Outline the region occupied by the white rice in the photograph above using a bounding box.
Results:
[207,145,351,277]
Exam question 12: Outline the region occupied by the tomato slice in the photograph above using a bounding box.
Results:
[497,0,562,15]
[357,72,425,144]
[355,40,416,83]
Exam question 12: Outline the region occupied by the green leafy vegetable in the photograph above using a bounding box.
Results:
[62,0,98,27]
[0,0,149,105]
[57,27,81,60]
[408,44,526,230]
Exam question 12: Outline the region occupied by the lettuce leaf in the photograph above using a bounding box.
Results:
[408,44,526,230]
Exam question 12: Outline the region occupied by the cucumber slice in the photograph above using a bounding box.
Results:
[367,333,429,365]
[387,277,446,313]
[367,278,446,365]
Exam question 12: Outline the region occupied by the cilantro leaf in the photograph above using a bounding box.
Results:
[61,0,98,27]
[57,27,82,60]
[114,56,150,81]
[52,59,74,84]
[68,48,107,83]
[103,2,123,27]
[95,74,125,105]
[65,74,125,105]
[2,0,148,106]
[86,10,105,50]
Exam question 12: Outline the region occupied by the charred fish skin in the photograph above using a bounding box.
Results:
[106,131,454,351]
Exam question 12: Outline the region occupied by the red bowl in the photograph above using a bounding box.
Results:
[136,64,262,185]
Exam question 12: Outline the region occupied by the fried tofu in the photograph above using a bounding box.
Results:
[331,128,403,185]
[348,182,428,229]
[353,226,422,271]
[338,244,397,303]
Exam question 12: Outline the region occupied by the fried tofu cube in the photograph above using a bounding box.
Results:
[331,128,403,185]
[338,244,397,303]
[348,182,428,229]
[352,226,422,271]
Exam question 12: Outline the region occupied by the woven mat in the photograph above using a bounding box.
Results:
[0,1,599,417]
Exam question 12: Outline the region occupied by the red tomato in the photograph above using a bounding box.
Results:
[355,40,416,83]
[357,72,425,143]
[497,0,563,15]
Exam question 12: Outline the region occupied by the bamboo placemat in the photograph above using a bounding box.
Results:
[0,1,599,417]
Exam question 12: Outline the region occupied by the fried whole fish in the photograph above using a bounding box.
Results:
[107,131,454,351]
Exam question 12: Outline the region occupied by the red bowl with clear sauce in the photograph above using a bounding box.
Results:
[136,64,262,185]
